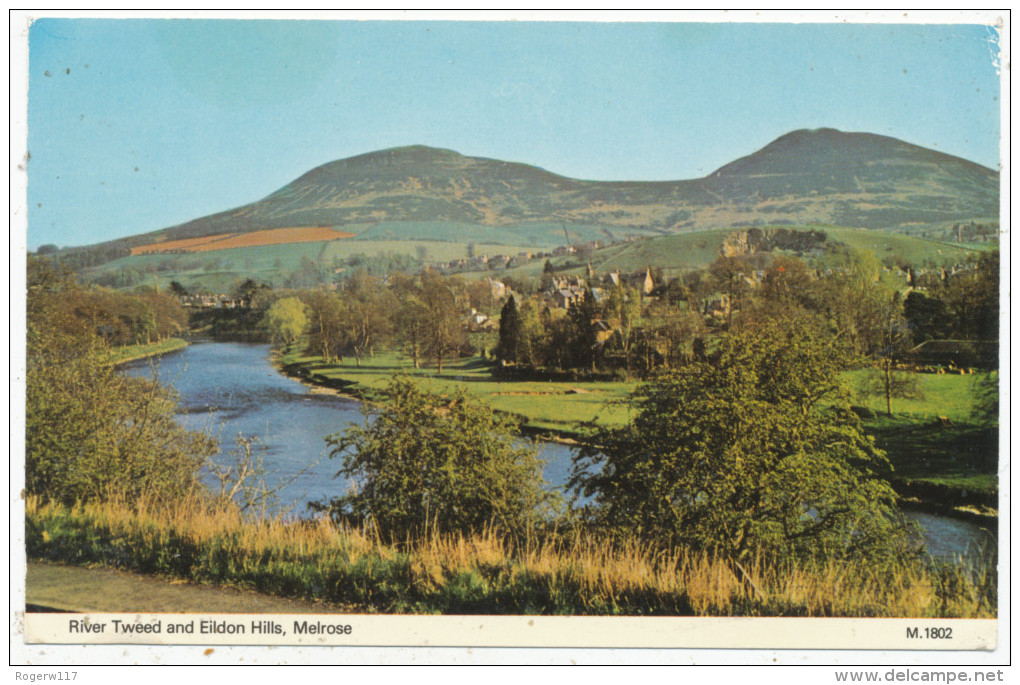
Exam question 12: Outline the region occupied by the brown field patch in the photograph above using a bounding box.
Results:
[131,226,354,255]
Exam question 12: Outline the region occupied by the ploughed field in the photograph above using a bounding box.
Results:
[130,226,355,255]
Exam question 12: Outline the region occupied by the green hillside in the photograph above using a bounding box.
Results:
[460,225,994,284]
[64,128,998,271]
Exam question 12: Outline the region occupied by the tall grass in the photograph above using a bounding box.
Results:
[25,496,994,617]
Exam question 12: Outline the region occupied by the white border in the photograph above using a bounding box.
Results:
[7,9,1011,671]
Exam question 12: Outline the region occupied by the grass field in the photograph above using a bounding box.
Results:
[280,345,999,503]
[848,368,997,498]
[348,220,660,246]
[280,348,634,433]
[823,227,986,265]
[90,238,543,292]
[848,369,985,423]
[88,220,990,295]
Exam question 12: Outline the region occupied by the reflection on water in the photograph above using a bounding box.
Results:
[904,510,997,566]
[125,341,995,562]
[123,341,365,512]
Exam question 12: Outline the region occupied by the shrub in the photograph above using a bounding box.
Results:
[570,313,912,564]
[315,377,559,541]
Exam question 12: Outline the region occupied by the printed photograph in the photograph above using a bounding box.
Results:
[18,13,1003,641]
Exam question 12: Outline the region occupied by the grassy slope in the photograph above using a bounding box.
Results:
[462,225,991,282]
[823,227,987,264]
[86,222,991,294]
[85,217,659,292]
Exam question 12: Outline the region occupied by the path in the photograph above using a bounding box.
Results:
[24,562,358,614]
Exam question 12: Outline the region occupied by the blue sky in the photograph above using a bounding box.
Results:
[25,18,1002,249]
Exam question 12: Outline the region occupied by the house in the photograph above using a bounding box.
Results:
[487,278,508,300]
[464,309,497,332]
[553,289,580,309]
[707,294,731,318]
[592,319,614,344]
[635,267,654,295]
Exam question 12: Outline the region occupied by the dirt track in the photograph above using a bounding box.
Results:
[24,561,357,614]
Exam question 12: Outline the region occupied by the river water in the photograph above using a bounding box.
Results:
[123,341,996,563]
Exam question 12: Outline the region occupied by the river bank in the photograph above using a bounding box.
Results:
[273,347,999,522]
[25,495,996,617]
[273,350,587,445]
[109,337,189,365]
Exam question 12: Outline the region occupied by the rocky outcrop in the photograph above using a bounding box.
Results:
[720,227,827,257]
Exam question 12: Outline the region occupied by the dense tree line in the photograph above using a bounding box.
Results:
[498,249,999,379]
[266,270,472,372]
[26,257,215,505]
[28,257,189,347]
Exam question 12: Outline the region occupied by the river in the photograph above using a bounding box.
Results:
[123,341,996,563]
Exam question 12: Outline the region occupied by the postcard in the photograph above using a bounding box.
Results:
[10,10,1009,668]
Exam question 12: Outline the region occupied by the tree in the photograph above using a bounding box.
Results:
[304,291,345,363]
[640,303,705,371]
[338,275,395,366]
[812,248,893,357]
[396,295,429,369]
[568,287,601,371]
[231,278,267,305]
[569,314,907,563]
[866,291,922,417]
[903,291,952,344]
[938,250,999,342]
[266,297,309,348]
[761,255,814,308]
[168,280,189,298]
[497,295,525,364]
[316,378,556,541]
[26,273,215,506]
[709,255,753,327]
[603,284,641,374]
[420,272,465,373]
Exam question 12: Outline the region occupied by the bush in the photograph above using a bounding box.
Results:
[26,259,215,506]
[26,325,215,506]
[570,314,911,564]
[315,377,559,541]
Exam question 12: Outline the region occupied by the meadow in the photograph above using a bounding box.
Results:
[279,345,998,507]
[279,347,635,434]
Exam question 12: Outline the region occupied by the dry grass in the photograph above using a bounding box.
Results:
[25,495,994,617]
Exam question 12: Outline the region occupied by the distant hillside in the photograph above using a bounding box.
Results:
[74,128,999,261]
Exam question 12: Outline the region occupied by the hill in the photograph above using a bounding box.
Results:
[69,128,998,264]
